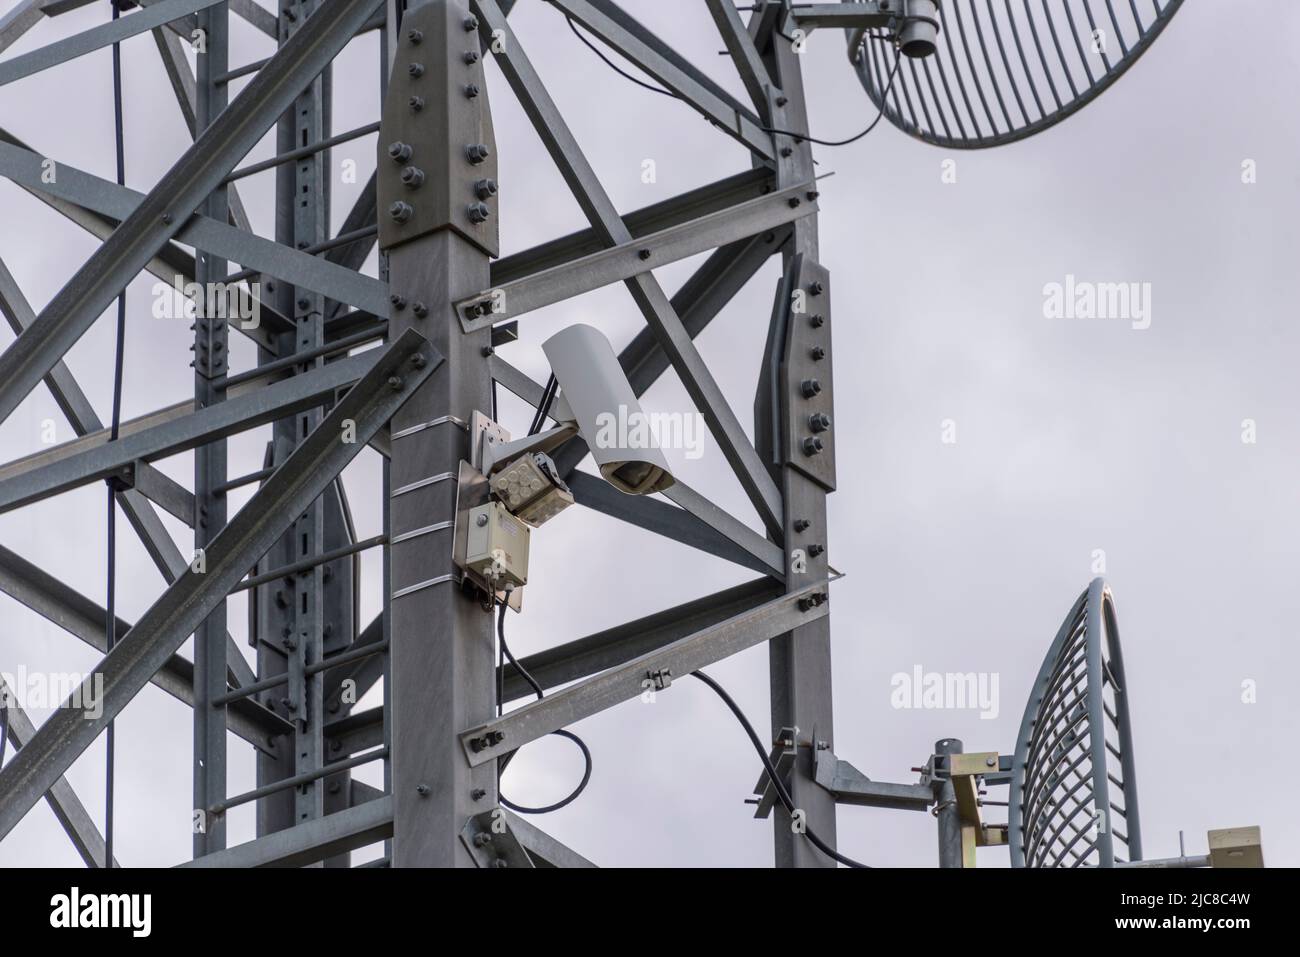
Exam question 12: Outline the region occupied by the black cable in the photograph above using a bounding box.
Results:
[761,56,901,146]
[495,598,593,814]
[103,0,129,871]
[565,16,677,99]
[690,670,870,868]
[0,691,9,765]
[564,6,901,151]
[528,374,557,437]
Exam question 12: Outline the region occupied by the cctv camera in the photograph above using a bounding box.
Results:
[541,324,675,496]
[481,324,675,497]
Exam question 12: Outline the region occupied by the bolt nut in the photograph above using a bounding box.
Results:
[408,28,423,44]
[474,178,499,200]
[801,378,822,398]
[388,201,414,224]
[408,62,425,78]
[810,314,825,328]
[473,832,492,847]
[810,345,826,360]
[387,141,413,163]
[464,15,479,30]
[466,82,480,98]
[400,165,425,188]
[471,788,487,800]
[467,201,491,224]
[409,95,425,111]
[803,436,824,456]
[412,302,429,318]
[416,783,430,796]
[388,376,405,392]
[793,519,811,532]
[809,412,832,433]
[390,294,407,310]
[466,143,491,164]
[808,543,825,557]
[464,51,480,64]
[476,513,489,527]
[809,280,825,296]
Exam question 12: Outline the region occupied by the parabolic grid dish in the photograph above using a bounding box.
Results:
[852,0,1184,148]
[1007,578,1143,867]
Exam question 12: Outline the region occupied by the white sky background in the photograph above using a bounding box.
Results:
[0,0,1297,867]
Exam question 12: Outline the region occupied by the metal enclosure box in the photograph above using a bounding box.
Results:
[465,501,530,589]
[1207,826,1264,868]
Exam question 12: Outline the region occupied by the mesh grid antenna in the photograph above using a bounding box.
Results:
[1007,578,1142,867]
[852,0,1184,149]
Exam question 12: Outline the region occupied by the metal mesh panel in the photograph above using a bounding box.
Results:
[1008,578,1142,866]
[853,0,1184,148]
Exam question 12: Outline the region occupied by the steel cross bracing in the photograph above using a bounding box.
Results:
[0,0,857,867]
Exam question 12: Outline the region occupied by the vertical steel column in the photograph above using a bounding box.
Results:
[192,0,230,858]
[382,0,498,866]
[757,11,838,867]
[935,738,964,867]
[286,0,328,838]
[254,0,335,845]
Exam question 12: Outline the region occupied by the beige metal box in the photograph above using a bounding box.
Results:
[465,501,530,589]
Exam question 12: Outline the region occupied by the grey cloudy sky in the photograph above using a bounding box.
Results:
[0,0,1296,867]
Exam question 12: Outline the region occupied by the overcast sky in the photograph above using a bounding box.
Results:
[1,0,1296,868]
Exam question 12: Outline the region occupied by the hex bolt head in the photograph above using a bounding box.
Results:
[803,436,824,456]
[467,201,491,224]
[400,165,426,188]
[788,197,801,208]
[411,353,428,369]
[780,146,793,158]
[473,832,492,848]
[638,249,652,261]
[388,376,405,392]
[412,302,429,318]
[809,412,832,433]
[809,280,825,296]
[387,141,413,163]
[474,178,499,200]
[416,784,430,796]
[388,201,414,224]
[810,345,826,360]
[390,293,407,310]
[465,82,480,98]
[476,513,489,527]
[810,314,825,328]
[466,143,491,164]
[775,94,789,107]
[464,51,480,64]
[794,518,811,532]
[808,543,825,557]
[801,378,822,398]
[408,62,425,78]
[464,15,479,30]
[407,28,423,44]
[471,788,487,801]
[409,95,425,112]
